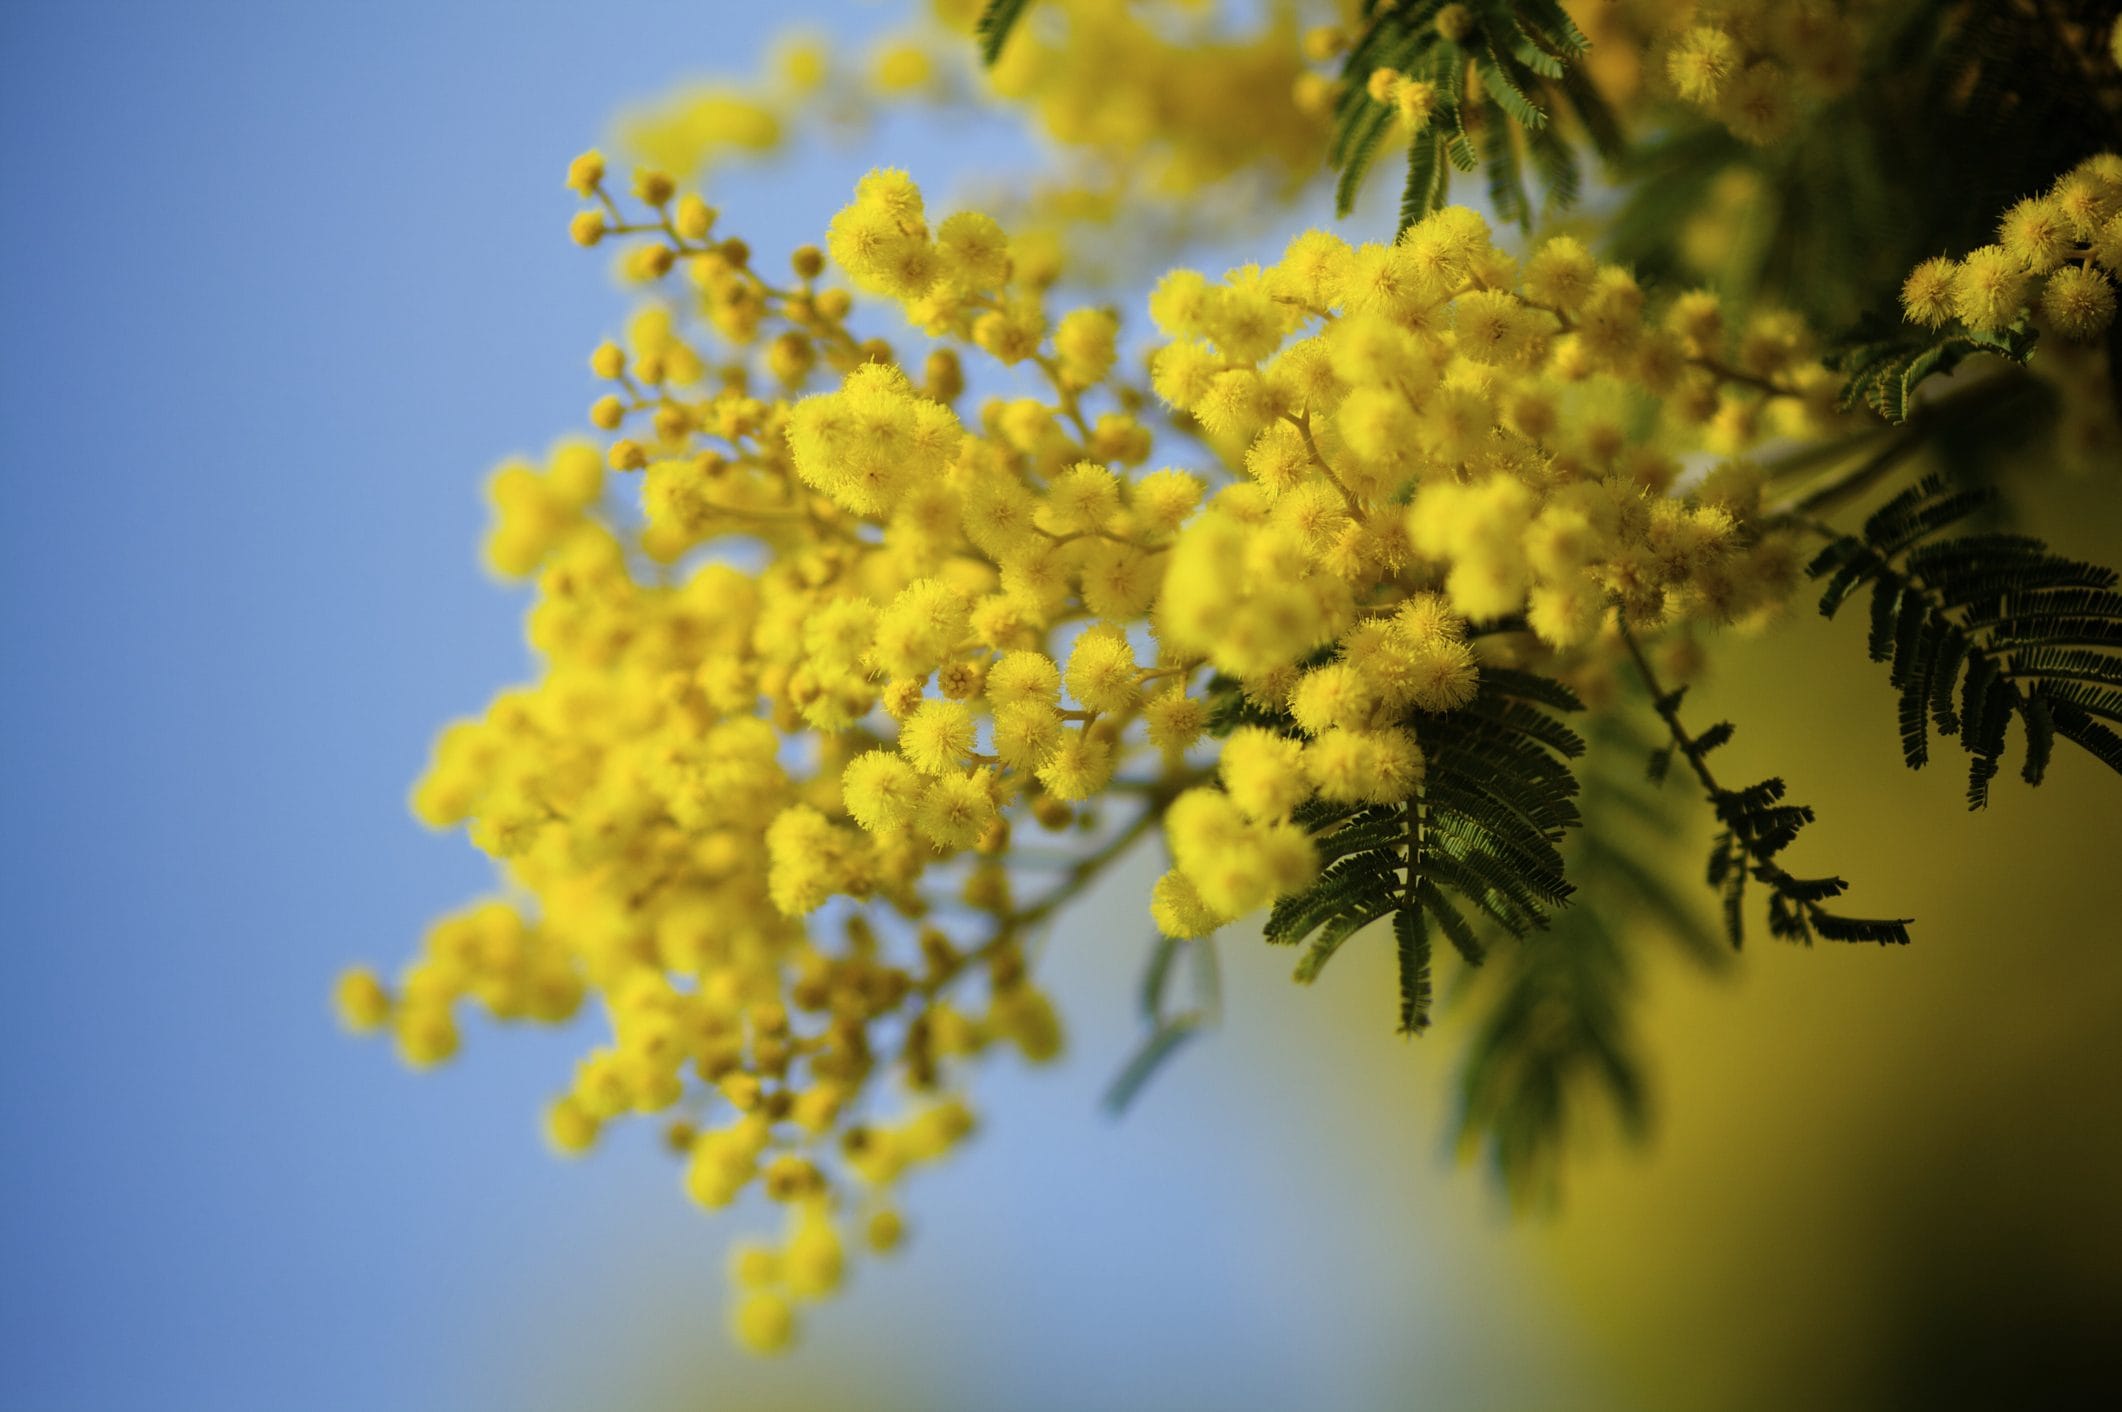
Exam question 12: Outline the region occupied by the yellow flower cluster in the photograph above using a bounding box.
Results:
[619,0,1329,276]
[1361,62,1440,130]
[948,0,1328,196]
[1657,1,1865,143]
[607,37,822,181]
[335,900,584,1067]
[343,136,1840,1351]
[477,440,606,579]
[1901,154,2122,342]
[618,0,1332,194]
[1140,214,1819,933]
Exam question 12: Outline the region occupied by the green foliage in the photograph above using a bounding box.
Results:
[1699,772,1911,946]
[1329,0,1620,231]
[1104,931,1220,1116]
[975,0,1035,66]
[1808,474,2122,806]
[1456,707,1725,1197]
[1623,629,1911,947]
[1829,318,2038,425]
[1262,667,1586,1034]
[971,0,2122,1185]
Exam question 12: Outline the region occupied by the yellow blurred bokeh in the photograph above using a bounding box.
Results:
[1527,471,2122,1411]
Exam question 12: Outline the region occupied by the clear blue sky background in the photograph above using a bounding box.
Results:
[0,4,1601,1409]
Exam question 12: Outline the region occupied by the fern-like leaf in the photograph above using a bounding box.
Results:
[1807,474,2122,805]
[1456,706,1723,1198]
[1261,670,1584,1032]
[1399,127,1445,232]
[1620,629,1911,947]
[1328,0,1608,233]
[1392,909,1432,1035]
[1335,106,1399,218]
[975,0,1035,66]
[1828,316,2038,424]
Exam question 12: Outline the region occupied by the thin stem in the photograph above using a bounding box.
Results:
[1616,622,1721,801]
[1006,794,1168,932]
[1287,411,1364,516]
[915,768,1205,1001]
[1518,294,1797,399]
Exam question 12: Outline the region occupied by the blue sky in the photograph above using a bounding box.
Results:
[0,4,1601,1408]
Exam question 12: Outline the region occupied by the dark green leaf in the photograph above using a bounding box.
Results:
[1102,1020,1201,1116]
[974,0,1034,66]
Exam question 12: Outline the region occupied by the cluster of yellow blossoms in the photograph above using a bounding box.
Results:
[621,0,1329,232]
[969,0,1327,196]
[1901,153,2122,343]
[1658,1,1865,143]
[615,0,1344,297]
[337,131,1849,1351]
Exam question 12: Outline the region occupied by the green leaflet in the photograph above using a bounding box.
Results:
[975,0,1035,67]
[1455,706,1724,1199]
[1104,931,1221,1117]
[1619,630,1912,949]
[1260,668,1585,1034]
[1328,0,1604,233]
[1808,474,2122,805]
[1829,318,2038,425]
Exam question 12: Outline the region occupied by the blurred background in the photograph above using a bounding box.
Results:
[4,2,2120,1409]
